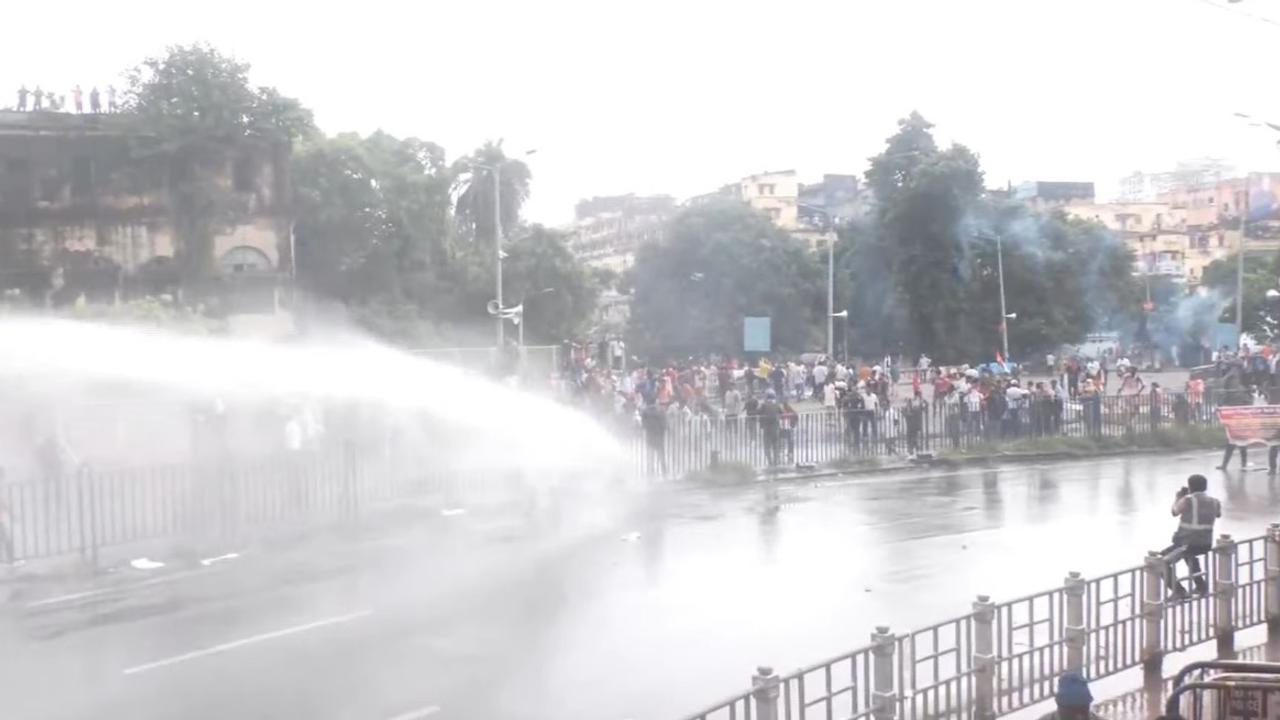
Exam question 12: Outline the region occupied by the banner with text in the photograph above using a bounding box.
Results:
[1219,406,1280,446]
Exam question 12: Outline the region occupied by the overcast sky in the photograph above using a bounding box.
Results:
[6,0,1280,224]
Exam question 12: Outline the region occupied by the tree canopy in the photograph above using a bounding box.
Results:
[627,200,822,358]
[124,44,315,281]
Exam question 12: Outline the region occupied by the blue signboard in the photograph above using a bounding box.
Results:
[743,316,771,353]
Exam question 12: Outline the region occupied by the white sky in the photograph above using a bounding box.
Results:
[5,0,1280,224]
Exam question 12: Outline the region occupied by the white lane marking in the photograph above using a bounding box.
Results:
[385,706,442,720]
[26,568,208,609]
[122,610,373,675]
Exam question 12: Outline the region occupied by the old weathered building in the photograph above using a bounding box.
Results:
[0,110,290,310]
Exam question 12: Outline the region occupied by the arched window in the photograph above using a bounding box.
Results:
[219,246,272,274]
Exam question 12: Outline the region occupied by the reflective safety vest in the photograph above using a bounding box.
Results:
[1175,492,1221,547]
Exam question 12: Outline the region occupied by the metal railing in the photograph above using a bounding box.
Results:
[679,527,1280,720]
[629,392,1219,479]
[0,449,516,565]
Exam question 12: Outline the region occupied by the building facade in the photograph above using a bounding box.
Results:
[0,110,290,309]
[1016,181,1095,210]
[691,170,801,230]
[1064,198,1243,285]
[567,194,676,273]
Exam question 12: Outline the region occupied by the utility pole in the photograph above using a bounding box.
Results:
[493,165,504,348]
[1237,175,1248,342]
[827,234,835,358]
[996,233,1010,360]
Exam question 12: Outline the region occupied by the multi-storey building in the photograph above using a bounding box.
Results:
[0,109,289,310]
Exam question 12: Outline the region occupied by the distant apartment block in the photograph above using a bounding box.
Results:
[1016,181,1095,210]
[567,194,676,273]
[691,169,801,230]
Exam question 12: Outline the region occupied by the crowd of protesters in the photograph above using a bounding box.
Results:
[547,346,1238,477]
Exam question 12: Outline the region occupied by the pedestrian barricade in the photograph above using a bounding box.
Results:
[680,529,1280,720]
[634,392,1220,480]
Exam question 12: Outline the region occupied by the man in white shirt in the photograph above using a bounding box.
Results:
[813,362,829,387]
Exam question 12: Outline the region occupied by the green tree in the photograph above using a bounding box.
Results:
[452,141,532,243]
[125,44,313,281]
[502,226,600,344]
[628,200,822,358]
[1201,252,1280,339]
[292,131,455,309]
[864,112,984,359]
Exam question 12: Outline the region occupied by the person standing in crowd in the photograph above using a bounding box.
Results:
[89,86,101,114]
[641,399,668,478]
[759,390,782,466]
[723,382,742,435]
[905,388,926,457]
[32,86,44,111]
[107,85,118,112]
[813,359,829,389]
[1160,474,1220,599]
[779,398,798,464]
[769,361,786,399]
[823,376,838,413]
[16,85,28,111]
[1079,378,1101,437]
[1148,381,1164,433]
[843,383,865,449]
[1050,379,1066,433]
[744,392,761,442]
[71,85,83,113]
[861,381,881,447]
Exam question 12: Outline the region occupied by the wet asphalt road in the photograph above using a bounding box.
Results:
[3,451,1276,720]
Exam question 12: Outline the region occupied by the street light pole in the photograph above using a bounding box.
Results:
[827,234,835,358]
[493,165,504,348]
[996,233,1010,360]
[1237,176,1248,341]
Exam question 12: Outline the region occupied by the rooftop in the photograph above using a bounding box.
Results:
[0,110,141,137]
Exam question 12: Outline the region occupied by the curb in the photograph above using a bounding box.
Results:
[691,442,1223,488]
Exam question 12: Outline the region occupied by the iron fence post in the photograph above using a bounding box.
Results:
[973,595,997,720]
[871,626,897,720]
[751,665,780,720]
[1142,550,1165,695]
[1266,523,1280,658]
[1215,533,1237,658]
[1064,571,1086,674]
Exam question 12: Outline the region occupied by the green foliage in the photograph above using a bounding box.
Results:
[125,44,315,280]
[502,226,600,344]
[628,200,822,358]
[842,112,1138,362]
[292,132,595,347]
[452,141,532,243]
[1200,252,1280,339]
[292,132,452,303]
[65,296,227,334]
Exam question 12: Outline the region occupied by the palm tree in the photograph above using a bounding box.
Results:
[452,140,533,244]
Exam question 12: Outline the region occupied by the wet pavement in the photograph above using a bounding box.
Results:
[2,451,1275,720]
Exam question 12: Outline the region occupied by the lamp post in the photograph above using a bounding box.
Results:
[516,287,556,348]
[831,309,849,361]
[996,232,1010,360]
[471,147,537,349]
[797,202,838,358]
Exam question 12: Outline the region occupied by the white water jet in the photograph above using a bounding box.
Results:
[0,316,621,475]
